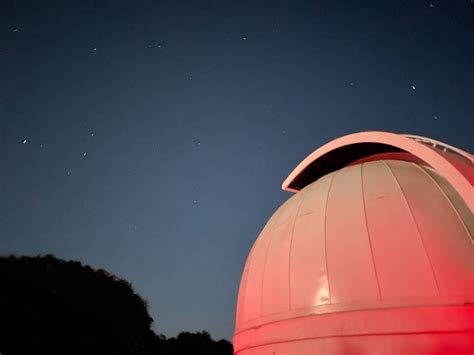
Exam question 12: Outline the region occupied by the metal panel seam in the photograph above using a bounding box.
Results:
[237,237,258,329]
[234,299,474,336]
[324,170,339,304]
[382,160,441,295]
[416,164,472,241]
[360,162,383,300]
[287,187,311,310]
[259,229,274,319]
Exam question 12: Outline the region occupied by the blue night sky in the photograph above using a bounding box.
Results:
[1,0,472,341]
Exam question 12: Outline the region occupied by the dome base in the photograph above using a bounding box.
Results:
[234,305,474,354]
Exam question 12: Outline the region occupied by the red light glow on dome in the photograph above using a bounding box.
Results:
[234,131,473,355]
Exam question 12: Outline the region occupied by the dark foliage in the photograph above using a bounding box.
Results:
[0,255,233,355]
[156,331,234,355]
[0,254,154,354]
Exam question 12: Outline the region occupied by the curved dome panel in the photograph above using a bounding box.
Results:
[234,132,473,355]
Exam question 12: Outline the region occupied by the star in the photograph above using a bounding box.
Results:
[429,3,434,7]
[411,85,416,90]
[13,28,19,32]
[83,152,87,157]
[22,139,27,144]
[40,144,44,148]
[90,132,94,137]
[157,44,162,49]
[433,115,438,120]
[92,47,97,51]
[350,82,354,86]
[67,170,71,176]
[242,36,247,41]
[193,200,198,204]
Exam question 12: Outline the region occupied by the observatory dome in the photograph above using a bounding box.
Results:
[234,132,473,355]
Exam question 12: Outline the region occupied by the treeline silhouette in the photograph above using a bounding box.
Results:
[0,255,232,355]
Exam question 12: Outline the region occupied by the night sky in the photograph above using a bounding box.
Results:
[1,0,472,342]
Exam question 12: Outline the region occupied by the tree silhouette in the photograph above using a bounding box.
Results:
[0,254,233,355]
[158,331,233,355]
[0,254,154,354]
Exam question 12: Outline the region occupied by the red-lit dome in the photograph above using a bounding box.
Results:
[234,132,473,354]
